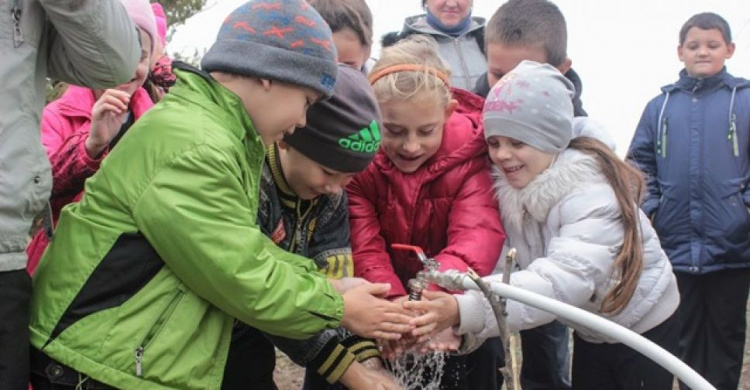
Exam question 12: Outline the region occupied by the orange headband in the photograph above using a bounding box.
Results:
[368,64,450,87]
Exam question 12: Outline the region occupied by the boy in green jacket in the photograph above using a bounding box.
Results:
[29,2,411,389]
[224,64,398,390]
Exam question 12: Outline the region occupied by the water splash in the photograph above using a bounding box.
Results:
[386,351,448,390]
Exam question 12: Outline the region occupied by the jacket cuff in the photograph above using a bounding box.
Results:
[454,291,486,336]
[77,138,108,170]
[341,336,381,363]
[309,339,357,384]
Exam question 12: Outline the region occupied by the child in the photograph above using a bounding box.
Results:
[347,35,506,389]
[627,12,750,390]
[223,65,397,390]
[308,0,373,72]
[406,61,681,390]
[474,1,614,387]
[25,0,158,275]
[474,0,585,117]
[28,2,412,389]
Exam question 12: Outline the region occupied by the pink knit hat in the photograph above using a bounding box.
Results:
[120,0,158,54]
[151,3,168,46]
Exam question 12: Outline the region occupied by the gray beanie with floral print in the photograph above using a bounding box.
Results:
[483,60,575,153]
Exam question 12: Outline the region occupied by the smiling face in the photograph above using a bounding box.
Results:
[278,141,356,200]
[425,0,472,27]
[487,135,555,189]
[379,92,455,173]
[678,27,735,78]
[112,28,152,97]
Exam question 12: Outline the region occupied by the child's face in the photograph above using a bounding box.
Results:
[332,27,371,71]
[243,81,319,146]
[487,136,554,189]
[678,27,735,78]
[380,93,456,173]
[278,142,356,200]
[425,0,472,27]
[114,29,152,97]
[486,42,548,90]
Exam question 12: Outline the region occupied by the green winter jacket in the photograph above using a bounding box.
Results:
[29,67,344,390]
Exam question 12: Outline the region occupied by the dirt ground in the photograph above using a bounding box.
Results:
[273,300,750,390]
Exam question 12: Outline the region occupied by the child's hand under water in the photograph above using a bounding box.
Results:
[402,290,460,343]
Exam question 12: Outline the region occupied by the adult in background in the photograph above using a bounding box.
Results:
[0,1,139,389]
[382,0,485,91]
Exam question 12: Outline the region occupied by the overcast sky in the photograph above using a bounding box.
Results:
[170,1,750,155]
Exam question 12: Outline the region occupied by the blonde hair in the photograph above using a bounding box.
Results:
[369,35,452,106]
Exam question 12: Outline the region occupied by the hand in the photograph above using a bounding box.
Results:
[339,360,404,390]
[85,89,131,158]
[341,283,413,340]
[402,290,460,343]
[424,327,461,353]
[329,277,369,294]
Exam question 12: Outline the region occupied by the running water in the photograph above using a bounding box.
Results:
[386,350,448,390]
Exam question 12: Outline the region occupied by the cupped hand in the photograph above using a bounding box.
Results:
[341,283,413,340]
[402,290,460,343]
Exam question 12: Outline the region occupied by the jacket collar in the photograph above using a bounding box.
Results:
[403,14,485,38]
[662,67,750,93]
[56,85,153,120]
[171,63,261,146]
[56,86,97,119]
[494,149,602,231]
[265,143,318,212]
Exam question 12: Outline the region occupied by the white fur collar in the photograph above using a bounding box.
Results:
[493,149,603,232]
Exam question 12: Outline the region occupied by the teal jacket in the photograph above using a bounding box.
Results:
[29,67,344,390]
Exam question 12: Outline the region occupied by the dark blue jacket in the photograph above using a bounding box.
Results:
[628,68,750,274]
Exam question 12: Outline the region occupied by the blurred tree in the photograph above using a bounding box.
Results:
[155,0,213,42]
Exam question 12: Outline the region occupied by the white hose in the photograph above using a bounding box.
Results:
[423,270,715,390]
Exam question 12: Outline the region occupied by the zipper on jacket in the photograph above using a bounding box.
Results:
[728,114,739,157]
[659,117,669,158]
[134,289,185,377]
[453,39,471,88]
[691,79,703,96]
[11,0,24,47]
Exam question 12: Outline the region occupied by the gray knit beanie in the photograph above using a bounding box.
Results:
[483,60,574,154]
[284,65,382,173]
[201,0,339,98]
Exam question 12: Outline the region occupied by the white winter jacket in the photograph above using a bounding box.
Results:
[455,148,679,345]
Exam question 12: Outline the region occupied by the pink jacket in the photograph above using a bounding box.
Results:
[347,88,505,298]
[26,85,153,273]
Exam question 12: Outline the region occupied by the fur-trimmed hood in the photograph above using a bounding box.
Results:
[494,148,602,232]
[455,148,680,345]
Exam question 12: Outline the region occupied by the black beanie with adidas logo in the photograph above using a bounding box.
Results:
[284,64,382,173]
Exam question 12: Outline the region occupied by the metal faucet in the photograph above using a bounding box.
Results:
[391,244,440,301]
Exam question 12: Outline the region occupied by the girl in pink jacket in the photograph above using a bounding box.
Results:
[346,35,506,389]
[26,0,157,274]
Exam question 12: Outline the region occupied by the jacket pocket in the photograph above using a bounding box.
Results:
[713,178,750,245]
[134,289,184,377]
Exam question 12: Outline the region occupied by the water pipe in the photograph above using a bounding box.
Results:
[421,269,716,390]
